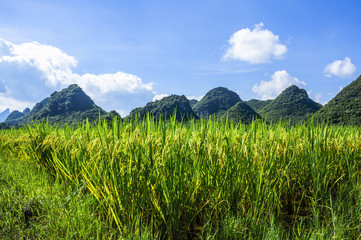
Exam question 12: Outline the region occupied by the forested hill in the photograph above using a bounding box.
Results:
[258,85,322,123]
[315,75,361,125]
[2,76,361,127]
[192,87,241,118]
[128,94,198,121]
[224,101,262,123]
[5,84,109,126]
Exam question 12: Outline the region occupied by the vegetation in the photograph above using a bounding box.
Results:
[246,99,272,112]
[1,116,361,239]
[192,87,241,118]
[23,107,30,115]
[5,84,108,127]
[0,122,10,130]
[315,75,361,125]
[0,154,119,239]
[128,95,198,121]
[223,101,262,123]
[189,99,198,107]
[5,110,26,126]
[4,75,361,128]
[259,85,322,123]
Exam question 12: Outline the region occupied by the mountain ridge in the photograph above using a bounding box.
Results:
[192,87,241,118]
[314,75,361,125]
[5,84,109,126]
[3,76,361,126]
[258,85,323,123]
[224,101,262,123]
[128,94,198,121]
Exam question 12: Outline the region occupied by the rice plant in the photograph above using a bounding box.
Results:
[0,116,360,239]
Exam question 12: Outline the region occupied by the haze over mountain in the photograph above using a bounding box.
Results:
[192,87,241,118]
[5,110,27,126]
[0,108,10,122]
[258,85,323,123]
[315,75,361,125]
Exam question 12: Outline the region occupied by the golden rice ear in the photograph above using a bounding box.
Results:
[0,118,360,238]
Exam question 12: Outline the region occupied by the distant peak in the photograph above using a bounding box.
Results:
[1,108,10,114]
[193,87,241,118]
[207,87,238,95]
[287,84,299,90]
[282,85,308,97]
[68,83,80,88]
[23,108,30,115]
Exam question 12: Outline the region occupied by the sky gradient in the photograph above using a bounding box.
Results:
[0,0,360,116]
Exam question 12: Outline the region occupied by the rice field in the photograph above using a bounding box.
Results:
[1,116,361,239]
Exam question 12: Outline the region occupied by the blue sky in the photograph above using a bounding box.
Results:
[0,0,360,116]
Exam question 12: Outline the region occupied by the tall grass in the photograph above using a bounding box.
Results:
[0,116,361,239]
[0,153,119,239]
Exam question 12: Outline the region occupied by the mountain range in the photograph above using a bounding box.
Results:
[192,87,241,118]
[128,94,198,121]
[258,85,323,123]
[4,84,109,127]
[314,75,361,125]
[1,75,361,127]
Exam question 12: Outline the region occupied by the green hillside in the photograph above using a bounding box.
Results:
[192,87,241,118]
[5,110,26,126]
[246,99,272,112]
[128,94,198,121]
[315,75,361,125]
[6,84,109,126]
[259,85,322,123]
[224,101,262,123]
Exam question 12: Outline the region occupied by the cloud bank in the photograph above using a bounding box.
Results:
[187,95,203,101]
[324,57,356,78]
[223,22,287,64]
[252,70,306,100]
[0,38,154,115]
[152,93,169,102]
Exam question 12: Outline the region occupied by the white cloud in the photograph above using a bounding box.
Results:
[187,95,203,101]
[252,70,306,100]
[315,93,322,102]
[313,92,327,105]
[152,93,169,102]
[0,94,33,112]
[0,38,154,114]
[324,57,356,78]
[223,22,287,64]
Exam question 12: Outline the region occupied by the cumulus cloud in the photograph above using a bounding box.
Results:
[252,70,306,100]
[0,94,33,113]
[324,57,356,78]
[152,93,169,102]
[187,95,203,101]
[223,22,287,64]
[0,38,154,114]
[311,92,327,105]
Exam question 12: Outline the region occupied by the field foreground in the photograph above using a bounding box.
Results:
[1,117,361,239]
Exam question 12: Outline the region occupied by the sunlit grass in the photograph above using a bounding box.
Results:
[0,154,120,239]
[1,116,361,239]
